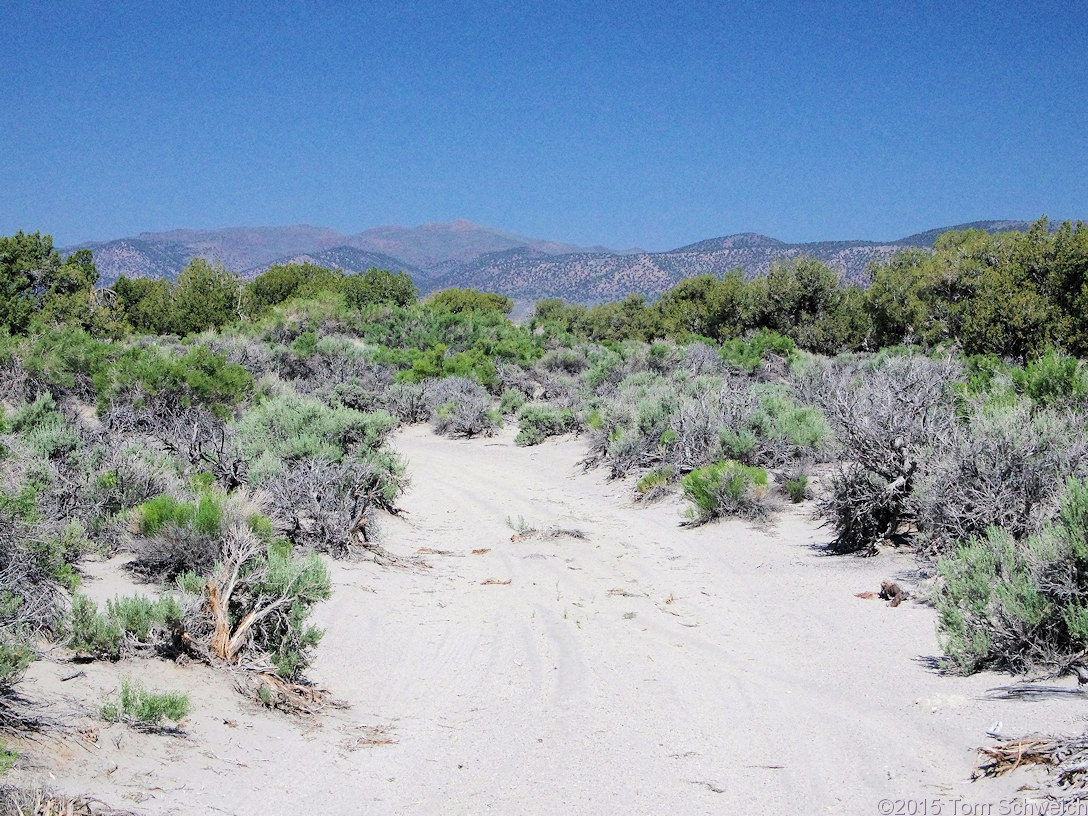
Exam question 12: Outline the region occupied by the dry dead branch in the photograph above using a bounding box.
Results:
[0,786,137,816]
[235,672,345,716]
[976,732,1088,800]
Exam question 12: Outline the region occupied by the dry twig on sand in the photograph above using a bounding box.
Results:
[340,723,397,750]
[510,527,588,543]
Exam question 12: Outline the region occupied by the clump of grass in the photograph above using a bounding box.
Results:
[101,678,191,730]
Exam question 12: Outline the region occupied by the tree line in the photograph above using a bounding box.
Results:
[532,217,1088,362]
[3,216,1086,361]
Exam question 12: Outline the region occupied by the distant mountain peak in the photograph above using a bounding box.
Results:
[441,219,478,230]
[670,232,786,254]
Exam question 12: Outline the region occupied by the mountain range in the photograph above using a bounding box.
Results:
[65,218,1066,306]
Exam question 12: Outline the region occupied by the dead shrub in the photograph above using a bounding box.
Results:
[809,353,961,553]
[427,377,498,438]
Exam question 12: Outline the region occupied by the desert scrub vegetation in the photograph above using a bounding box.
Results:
[176,527,331,679]
[808,352,962,554]
[427,376,500,438]
[681,460,773,524]
[67,594,182,660]
[514,405,578,446]
[581,364,829,505]
[100,678,191,731]
[808,349,1088,555]
[936,480,1088,674]
[234,390,406,553]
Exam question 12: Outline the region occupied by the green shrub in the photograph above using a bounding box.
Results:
[499,389,526,415]
[936,479,1088,674]
[9,394,59,434]
[582,347,623,390]
[0,641,33,693]
[785,475,808,503]
[720,329,796,373]
[342,268,417,309]
[718,427,757,460]
[960,354,1011,397]
[428,288,513,315]
[0,741,15,775]
[15,325,112,392]
[68,594,122,659]
[196,542,331,680]
[101,678,191,728]
[131,493,225,579]
[235,392,396,464]
[681,460,770,524]
[290,330,318,358]
[10,395,80,460]
[19,521,89,593]
[138,495,196,536]
[1010,349,1088,408]
[395,344,497,387]
[67,593,180,659]
[105,596,182,642]
[193,496,223,537]
[244,263,344,314]
[515,405,577,446]
[748,385,830,450]
[96,344,253,415]
[176,571,205,596]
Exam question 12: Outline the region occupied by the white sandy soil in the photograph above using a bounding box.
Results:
[9,425,1088,815]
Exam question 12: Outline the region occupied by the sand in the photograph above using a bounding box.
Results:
[9,425,1088,814]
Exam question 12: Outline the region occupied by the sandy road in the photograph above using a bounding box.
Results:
[306,426,1081,814]
[15,424,1084,815]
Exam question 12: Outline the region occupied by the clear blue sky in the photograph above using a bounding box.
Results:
[2,1,1085,250]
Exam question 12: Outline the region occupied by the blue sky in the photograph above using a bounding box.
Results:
[1,1,1085,250]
